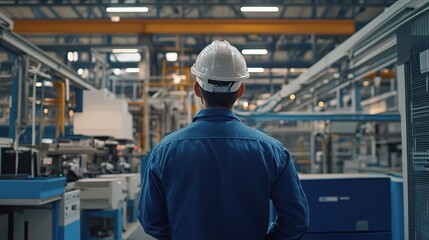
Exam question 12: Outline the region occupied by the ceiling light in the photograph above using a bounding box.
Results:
[166,52,178,62]
[110,53,141,62]
[77,68,83,75]
[111,16,120,22]
[318,101,325,107]
[248,67,264,73]
[242,101,249,108]
[35,82,43,87]
[112,49,139,53]
[289,94,296,100]
[113,68,122,75]
[43,81,53,87]
[41,138,53,144]
[125,68,140,73]
[106,7,149,13]
[240,6,279,12]
[67,51,78,62]
[172,73,185,84]
[242,49,268,55]
[290,68,296,73]
[363,80,370,87]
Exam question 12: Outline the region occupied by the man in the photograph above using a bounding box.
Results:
[139,40,309,240]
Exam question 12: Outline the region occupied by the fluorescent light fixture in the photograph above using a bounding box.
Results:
[166,52,178,62]
[242,49,268,55]
[43,80,53,87]
[106,7,149,13]
[248,67,264,73]
[125,68,140,73]
[35,82,43,87]
[112,49,139,53]
[110,53,141,62]
[41,138,53,144]
[240,6,279,12]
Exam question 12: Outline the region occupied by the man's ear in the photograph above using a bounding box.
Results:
[237,84,245,99]
[193,82,202,97]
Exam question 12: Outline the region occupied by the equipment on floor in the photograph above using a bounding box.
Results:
[270,174,392,240]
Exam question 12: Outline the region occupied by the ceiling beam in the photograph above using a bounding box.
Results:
[70,60,312,69]
[36,42,313,53]
[14,19,355,35]
[0,1,397,7]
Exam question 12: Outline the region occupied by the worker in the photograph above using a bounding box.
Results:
[138,40,309,240]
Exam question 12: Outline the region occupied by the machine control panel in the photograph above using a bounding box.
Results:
[60,189,80,226]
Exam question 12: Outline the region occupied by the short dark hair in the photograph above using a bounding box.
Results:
[199,80,239,109]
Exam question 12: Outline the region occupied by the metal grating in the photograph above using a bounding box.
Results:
[404,10,429,240]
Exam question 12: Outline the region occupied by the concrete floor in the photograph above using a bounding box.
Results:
[127,222,155,240]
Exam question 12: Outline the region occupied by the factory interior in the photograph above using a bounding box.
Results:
[0,0,428,239]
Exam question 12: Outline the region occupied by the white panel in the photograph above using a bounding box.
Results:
[74,111,133,140]
[74,89,133,140]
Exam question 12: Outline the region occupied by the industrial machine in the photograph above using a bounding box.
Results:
[0,177,66,240]
[97,173,141,222]
[301,174,391,239]
[59,190,80,240]
[0,144,39,178]
[97,174,140,201]
[390,176,404,240]
[76,178,127,239]
[75,178,126,210]
[271,174,392,240]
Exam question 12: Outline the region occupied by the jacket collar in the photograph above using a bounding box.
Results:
[192,108,241,122]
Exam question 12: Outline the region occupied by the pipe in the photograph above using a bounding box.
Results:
[53,81,65,138]
[31,64,42,146]
[14,56,23,175]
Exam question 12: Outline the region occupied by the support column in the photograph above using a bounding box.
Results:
[352,81,362,112]
[336,88,344,110]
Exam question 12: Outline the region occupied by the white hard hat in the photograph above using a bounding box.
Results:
[191,40,249,93]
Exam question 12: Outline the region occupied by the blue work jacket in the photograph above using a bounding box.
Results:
[139,108,309,240]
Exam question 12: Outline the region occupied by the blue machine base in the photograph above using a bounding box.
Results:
[303,232,391,240]
[0,177,66,199]
[82,208,123,240]
[59,220,80,240]
[127,199,138,222]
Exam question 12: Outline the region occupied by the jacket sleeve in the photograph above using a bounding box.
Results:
[266,150,310,240]
[138,153,171,240]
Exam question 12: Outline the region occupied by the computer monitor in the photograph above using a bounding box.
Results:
[0,147,39,177]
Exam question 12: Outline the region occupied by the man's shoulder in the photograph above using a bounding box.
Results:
[241,124,283,146]
[152,124,194,150]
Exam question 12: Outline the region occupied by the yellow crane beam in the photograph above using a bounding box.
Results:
[14,19,355,35]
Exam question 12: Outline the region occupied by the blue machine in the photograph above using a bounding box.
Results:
[0,177,66,240]
[390,176,404,240]
[282,174,392,240]
[59,190,80,240]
